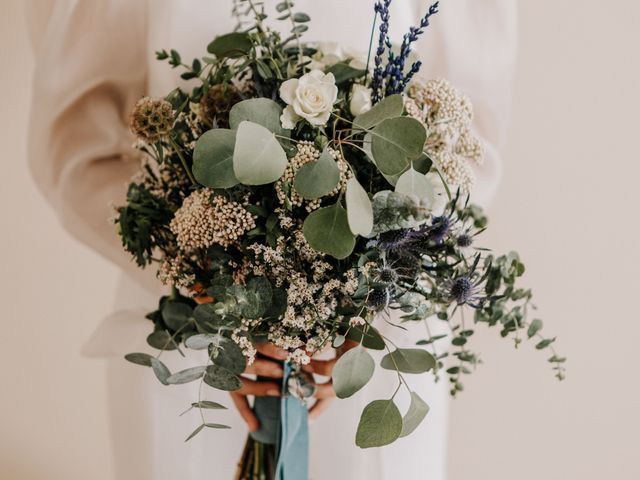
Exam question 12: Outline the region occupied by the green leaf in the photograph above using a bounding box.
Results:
[229,98,289,137]
[204,364,242,391]
[371,117,426,176]
[192,129,238,188]
[346,324,385,350]
[146,330,176,351]
[293,148,340,199]
[527,319,543,338]
[293,12,311,22]
[191,401,227,410]
[185,424,205,442]
[150,358,171,385]
[355,399,403,448]
[233,121,288,185]
[166,366,207,385]
[345,177,373,236]
[302,202,356,259]
[353,94,404,130]
[324,63,366,84]
[394,167,435,201]
[207,32,252,59]
[124,352,154,367]
[380,348,436,374]
[332,346,375,399]
[185,333,217,350]
[211,337,246,375]
[536,337,556,350]
[204,423,231,429]
[400,391,430,437]
[161,302,193,331]
[333,335,346,348]
[193,304,238,332]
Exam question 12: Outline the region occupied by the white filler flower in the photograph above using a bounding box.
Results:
[349,84,372,116]
[279,69,338,129]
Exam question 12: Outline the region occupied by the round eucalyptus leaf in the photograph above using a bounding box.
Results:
[380,348,436,374]
[192,129,238,188]
[353,94,404,131]
[185,333,218,350]
[346,324,385,350]
[124,352,154,367]
[371,117,426,176]
[146,330,177,351]
[293,148,340,199]
[400,391,430,437]
[161,302,193,331]
[332,346,375,399]
[211,337,246,375]
[333,335,346,348]
[193,304,239,332]
[355,399,403,448]
[166,366,207,385]
[150,358,171,385]
[394,166,436,203]
[207,32,252,59]
[345,177,373,236]
[229,98,289,137]
[204,364,242,391]
[302,202,356,259]
[233,121,288,185]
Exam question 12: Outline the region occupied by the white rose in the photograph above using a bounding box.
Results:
[279,69,338,128]
[349,84,372,116]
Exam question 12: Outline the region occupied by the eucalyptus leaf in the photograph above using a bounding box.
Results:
[332,346,375,399]
[527,319,543,338]
[302,202,356,259]
[204,423,231,429]
[204,364,242,391]
[124,352,154,367]
[185,424,205,442]
[346,324,385,350]
[166,366,207,385]
[293,148,340,199]
[192,129,238,188]
[353,94,404,130]
[192,401,227,410]
[207,32,252,59]
[355,399,403,448]
[325,63,366,84]
[146,330,177,351]
[233,121,288,185]
[345,177,373,236]
[292,12,310,22]
[380,348,436,374]
[211,337,246,374]
[371,117,426,176]
[161,302,193,331]
[395,167,435,202]
[193,304,238,332]
[150,358,171,385]
[400,391,430,437]
[229,98,289,137]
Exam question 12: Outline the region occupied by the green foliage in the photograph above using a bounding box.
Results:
[345,178,374,236]
[207,32,253,59]
[204,364,242,391]
[371,117,427,176]
[380,348,436,374]
[400,392,429,437]
[294,148,341,199]
[332,346,375,399]
[229,98,289,137]
[193,129,238,188]
[233,121,288,185]
[353,94,404,130]
[302,202,356,259]
[356,400,403,448]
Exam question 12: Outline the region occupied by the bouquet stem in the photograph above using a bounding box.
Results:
[235,436,276,480]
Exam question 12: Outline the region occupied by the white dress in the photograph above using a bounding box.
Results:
[27,1,517,479]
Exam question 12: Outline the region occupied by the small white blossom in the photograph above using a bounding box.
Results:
[349,84,372,116]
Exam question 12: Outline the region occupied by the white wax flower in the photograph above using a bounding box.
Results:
[279,69,338,128]
[349,84,373,116]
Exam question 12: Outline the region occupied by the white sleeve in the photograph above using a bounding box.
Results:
[412,0,518,205]
[27,0,160,292]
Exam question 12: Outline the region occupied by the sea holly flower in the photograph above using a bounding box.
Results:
[279,69,338,129]
[349,84,373,116]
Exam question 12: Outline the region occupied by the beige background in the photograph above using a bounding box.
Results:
[1,1,639,479]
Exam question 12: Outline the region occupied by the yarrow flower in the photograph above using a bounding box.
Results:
[279,69,338,128]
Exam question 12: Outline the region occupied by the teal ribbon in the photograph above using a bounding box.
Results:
[249,362,309,479]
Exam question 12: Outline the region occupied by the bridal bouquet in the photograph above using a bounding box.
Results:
[118,1,564,478]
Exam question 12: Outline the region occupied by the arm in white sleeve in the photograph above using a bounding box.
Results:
[27,0,160,292]
[412,0,518,205]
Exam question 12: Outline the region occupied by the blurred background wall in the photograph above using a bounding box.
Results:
[1,1,638,479]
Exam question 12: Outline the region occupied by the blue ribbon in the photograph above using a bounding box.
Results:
[250,362,309,479]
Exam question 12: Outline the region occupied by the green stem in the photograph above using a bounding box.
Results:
[169,137,197,185]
